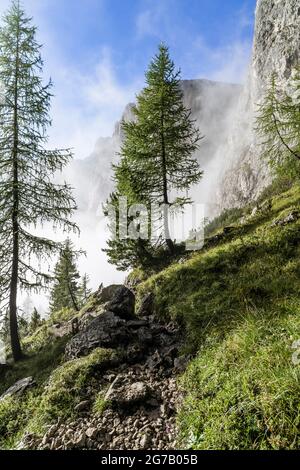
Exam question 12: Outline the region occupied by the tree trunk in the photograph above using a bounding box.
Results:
[68,281,80,312]
[160,109,174,254]
[9,16,22,362]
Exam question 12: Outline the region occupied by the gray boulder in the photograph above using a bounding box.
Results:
[65,311,131,359]
[105,379,151,406]
[96,284,124,304]
[137,293,154,318]
[0,376,35,400]
[106,286,135,320]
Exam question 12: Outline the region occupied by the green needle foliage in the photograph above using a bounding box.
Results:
[49,239,81,314]
[29,307,42,333]
[79,273,92,307]
[104,44,203,269]
[0,1,77,361]
[256,69,300,179]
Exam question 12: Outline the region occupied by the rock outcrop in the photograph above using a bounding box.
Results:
[22,286,187,451]
[218,0,300,210]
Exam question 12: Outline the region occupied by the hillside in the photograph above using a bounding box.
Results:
[1,180,299,450]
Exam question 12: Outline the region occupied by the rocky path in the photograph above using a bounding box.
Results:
[22,287,189,451]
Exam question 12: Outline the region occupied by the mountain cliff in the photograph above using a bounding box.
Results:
[218,0,300,210]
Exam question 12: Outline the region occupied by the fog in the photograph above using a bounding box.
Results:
[60,78,244,298]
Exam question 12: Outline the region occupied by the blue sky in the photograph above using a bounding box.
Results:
[0,0,257,159]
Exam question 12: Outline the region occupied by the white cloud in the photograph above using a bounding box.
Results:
[135,0,173,40]
[0,1,139,160]
[47,47,141,159]
[136,8,161,38]
[191,36,252,84]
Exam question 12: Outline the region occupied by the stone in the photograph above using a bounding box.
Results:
[271,210,300,227]
[127,319,149,328]
[65,311,130,359]
[124,382,150,403]
[106,286,135,320]
[106,381,152,406]
[97,284,124,304]
[73,433,86,448]
[0,376,35,400]
[85,427,98,439]
[140,433,152,449]
[47,424,58,438]
[136,327,153,345]
[137,293,154,318]
[74,400,90,412]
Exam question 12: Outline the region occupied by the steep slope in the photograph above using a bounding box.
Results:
[135,182,300,449]
[1,182,299,450]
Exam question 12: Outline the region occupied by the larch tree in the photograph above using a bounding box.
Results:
[0,1,77,361]
[29,307,41,333]
[104,44,202,268]
[121,44,202,253]
[256,69,300,179]
[49,239,81,314]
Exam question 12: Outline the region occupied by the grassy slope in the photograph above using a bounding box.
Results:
[0,302,114,448]
[1,183,299,450]
[136,184,300,449]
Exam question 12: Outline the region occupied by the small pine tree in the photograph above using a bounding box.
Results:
[103,191,155,271]
[79,274,92,306]
[29,307,41,332]
[256,69,300,179]
[18,312,29,339]
[49,239,81,314]
[0,2,77,361]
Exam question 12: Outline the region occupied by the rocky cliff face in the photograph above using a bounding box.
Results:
[217,0,300,210]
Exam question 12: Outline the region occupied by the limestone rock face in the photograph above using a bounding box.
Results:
[218,0,300,210]
[253,0,300,87]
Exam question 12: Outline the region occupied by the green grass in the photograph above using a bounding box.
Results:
[0,347,116,448]
[28,347,116,432]
[0,336,69,396]
[179,306,300,449]
[1,182,299,450]
[93,391,110,415]
[136,183,300,449]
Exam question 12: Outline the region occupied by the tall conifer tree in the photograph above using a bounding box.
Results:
[119,44,202,253]
[0,1,77,360]
[104,44,202,267]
